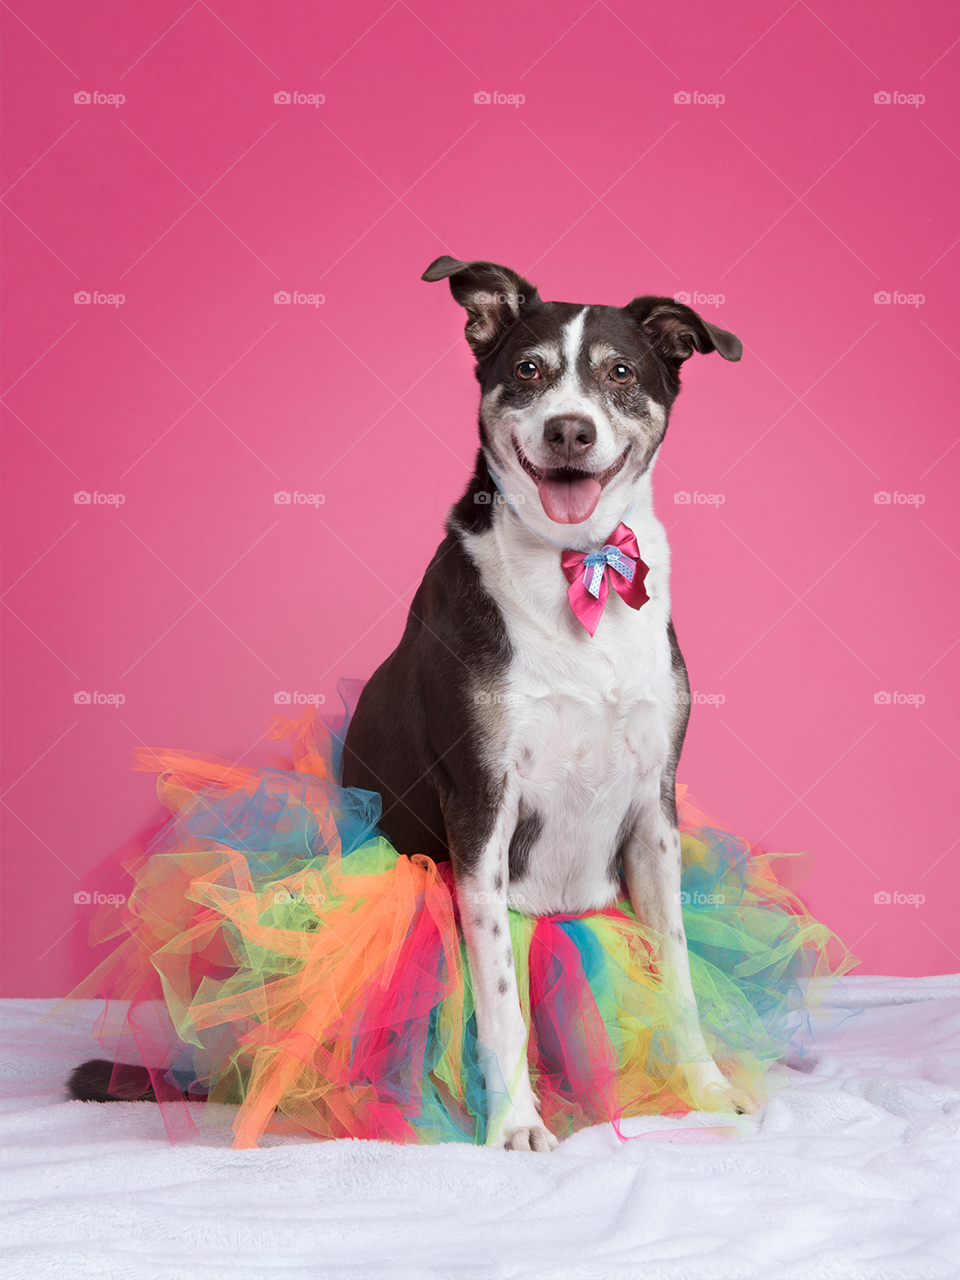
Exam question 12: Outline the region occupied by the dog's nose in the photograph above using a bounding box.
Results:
[543,415,597,461]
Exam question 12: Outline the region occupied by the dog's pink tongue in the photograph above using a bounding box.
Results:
[538,475,602,524]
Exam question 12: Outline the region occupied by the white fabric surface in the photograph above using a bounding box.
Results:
[2,978,959,1279]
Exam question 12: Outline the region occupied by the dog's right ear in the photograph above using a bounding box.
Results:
[422,256,539,359]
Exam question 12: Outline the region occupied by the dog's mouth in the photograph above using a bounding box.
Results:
[514,441,630,524]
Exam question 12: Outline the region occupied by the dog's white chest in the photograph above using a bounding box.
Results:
[466,513,675,915]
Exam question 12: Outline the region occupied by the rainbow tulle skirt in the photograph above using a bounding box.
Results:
[63,702,856,1148]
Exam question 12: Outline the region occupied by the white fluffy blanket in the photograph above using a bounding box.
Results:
[2,977,959,1279]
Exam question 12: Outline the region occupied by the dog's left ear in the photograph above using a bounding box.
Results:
[422,256,540,359]
[624,297,742,363]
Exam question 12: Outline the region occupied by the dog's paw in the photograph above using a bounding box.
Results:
[487,1103,559,1152]
[701,1081,761,1115]
[496,1123,559,1153]
[686,1063,761,1115]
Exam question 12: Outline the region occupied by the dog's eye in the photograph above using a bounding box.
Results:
[608,364,634,384]
[515,361,540,381]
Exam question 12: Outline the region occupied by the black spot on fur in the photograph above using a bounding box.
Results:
[610,814,633,882]
[508,806,543,881]
[492,922,501,937]
[498,977,509,995]
[493,872,503,892]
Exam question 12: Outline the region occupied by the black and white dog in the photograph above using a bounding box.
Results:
[69,257,756,1149]
[341,257,756,1152]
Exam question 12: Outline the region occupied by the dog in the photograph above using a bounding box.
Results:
[69,257,757,1149]
[340,257,757,1152]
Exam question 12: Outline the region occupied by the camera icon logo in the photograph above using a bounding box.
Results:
[74,291,91,304]
[74,890,92,904]
[74,691,91,704]
[274,91,291,104]
[74,491,91,504]
[674,891,691,904]
[274,491,291,504]
[673,290,691,304]
[874,291,891,304]
[273,889,292,903]
[274,291,291,304]
[873,491,891,504]
[874,890,891,904]
[474,91,491,104]
[674,91,691,104]
[674,491,691,504]
[874,691,891,704]
[874,91,891,104]
[274,691,292,704]
[74,91,91,104]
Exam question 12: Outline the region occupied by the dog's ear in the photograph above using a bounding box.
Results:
[422,256,539,358]
[624,296,742,364]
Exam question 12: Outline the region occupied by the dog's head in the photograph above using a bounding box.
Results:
[424,256,741,545]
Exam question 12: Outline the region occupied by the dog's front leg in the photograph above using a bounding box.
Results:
[622,803,761,1115]
[448,793,558,1152]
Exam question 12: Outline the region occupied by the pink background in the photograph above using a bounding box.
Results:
[2,1,958,995]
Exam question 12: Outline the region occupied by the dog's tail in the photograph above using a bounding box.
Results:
[67,1058,159,1103]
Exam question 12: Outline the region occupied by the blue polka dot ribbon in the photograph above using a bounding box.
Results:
[582,545,636,599]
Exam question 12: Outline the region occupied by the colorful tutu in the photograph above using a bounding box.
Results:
[61,692,856,1148]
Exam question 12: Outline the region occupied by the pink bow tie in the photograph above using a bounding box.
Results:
[561,523,650,636]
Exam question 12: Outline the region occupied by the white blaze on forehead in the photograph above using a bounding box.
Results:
[559,308,589,381]
[542,308,594,418]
